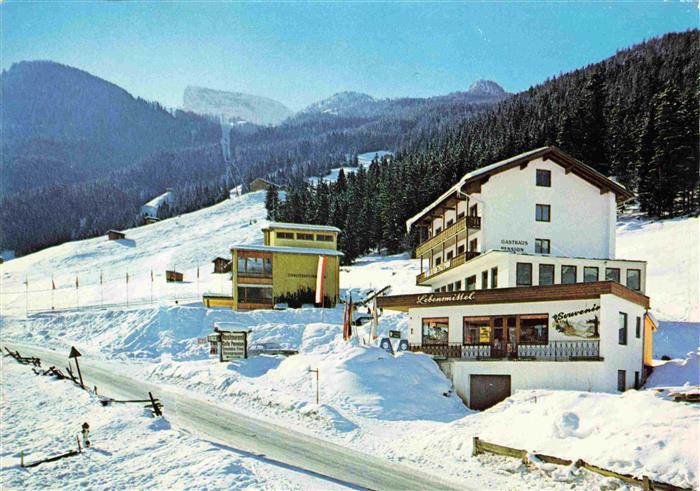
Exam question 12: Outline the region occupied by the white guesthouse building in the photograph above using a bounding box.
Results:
[378,146,655,410]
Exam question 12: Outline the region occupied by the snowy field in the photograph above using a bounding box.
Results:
[2,191,699,490]
[306,150,393,185]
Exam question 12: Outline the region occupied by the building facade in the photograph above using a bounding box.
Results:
[231,222,342,311]
[378,146,653,409]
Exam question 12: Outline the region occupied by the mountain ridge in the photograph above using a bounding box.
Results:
[183,85,293,126]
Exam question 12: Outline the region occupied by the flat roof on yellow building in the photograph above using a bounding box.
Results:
[263,221,341,233]
[230,244,344,256]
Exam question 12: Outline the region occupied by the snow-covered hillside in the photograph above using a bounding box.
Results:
[183,86,293,126]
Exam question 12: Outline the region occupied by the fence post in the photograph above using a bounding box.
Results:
[472,436,481,457]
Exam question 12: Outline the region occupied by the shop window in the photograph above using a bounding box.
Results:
[276,231,294,239]
[516,263,532,286]
[539,264,554,285]
[535,239,550,254]
[617,370,626,392]
[519,315,549,345]
[491,267,498,288]
[561,265,577,284]
[627,269,641,291]
[635,316,641,338]
[481,270,488,289]
[422,318,449,346]
[466,275,477,291]
[584,266,599,283]
[463,317,490,345]
[237,286,272,304]
[606,267,621,283]
[619,312,628,345]
[535,204,551,222]
[536,169,551,187]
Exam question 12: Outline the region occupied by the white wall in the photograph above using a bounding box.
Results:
[475,157,616,259]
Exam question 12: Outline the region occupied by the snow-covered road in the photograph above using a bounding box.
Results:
[6,343,470,491]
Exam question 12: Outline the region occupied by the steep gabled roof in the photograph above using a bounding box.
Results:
[406,146,633,231]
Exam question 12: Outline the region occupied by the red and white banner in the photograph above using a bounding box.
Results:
[315,256,327,305]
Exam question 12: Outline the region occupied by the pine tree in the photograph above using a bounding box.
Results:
[264,186,280,220]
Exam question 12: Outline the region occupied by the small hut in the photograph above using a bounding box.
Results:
[212,257,232,274]
[107,230,126,241]
[249,178,279,193]
[165,270,184,282]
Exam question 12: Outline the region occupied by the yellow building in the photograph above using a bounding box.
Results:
[231,222,343,311]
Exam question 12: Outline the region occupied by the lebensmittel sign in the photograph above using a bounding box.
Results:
[220,331,247,361]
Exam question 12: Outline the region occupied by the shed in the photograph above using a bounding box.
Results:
[165,270,184,282]
[107,230,126,241]
[212,257,232,274]
[249,178,279,193]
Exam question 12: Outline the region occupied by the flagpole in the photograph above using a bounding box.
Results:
[51,275,54,310]
[99,269,103,308]
[75,274,79,309]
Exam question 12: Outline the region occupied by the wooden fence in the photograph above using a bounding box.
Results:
[472,437,691,491]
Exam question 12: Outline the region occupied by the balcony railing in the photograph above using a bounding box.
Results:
[408,340,601,361]
[416,251,481,284]
[416,215,481,257]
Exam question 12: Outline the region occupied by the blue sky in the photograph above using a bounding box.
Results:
[1,2,696,110]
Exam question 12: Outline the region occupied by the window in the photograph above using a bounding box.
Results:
[296,232,314,241]
[535,204,551,222]
[454,280,462,290]
[435,226,442,235]
[316,234,334,242]
[539,264,555,285]
[276,231,294,239]
[457,244,465,254]
[584,266,599,283]
[466,275,477,291]
[606,267,621,283]
[536,169,551,187]
[535,239,550,254]
[463,317,490,345]
[237,286,272,304]
[491,267,498,288]
[446,219,454,227]
[237,255,272,276]
[634,371,640,389]
[481,270,489,289]
[627,269,641,291]
[619,312,628,345]
[422,318,449,346]
[561,265,577,284]
[446,250,454,260]
[617,370,626,392]
[457,211,465,219]
[447,283,454,292]
[635,316,641,338]
[469,239,478,252]
[435,256,442,266]
[469,204,478,217]
[516,263,533,286]
[519,315,549,345]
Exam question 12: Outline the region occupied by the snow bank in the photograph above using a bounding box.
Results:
[646,349,700,389]
[0,304,344,360]
[653,321,700,359]
[411,389,698,489]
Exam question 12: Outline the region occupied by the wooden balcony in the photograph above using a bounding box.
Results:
[416,215,481,257]
[416,251,481,284]
[408,340,601,361]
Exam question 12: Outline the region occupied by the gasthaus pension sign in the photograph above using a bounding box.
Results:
[207,331,248,361]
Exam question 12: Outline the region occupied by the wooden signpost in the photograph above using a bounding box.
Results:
[207,329,249,361]
[68,346,85,389]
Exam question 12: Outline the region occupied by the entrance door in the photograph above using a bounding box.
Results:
[491,316,517,358]
[470,375,511,410]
